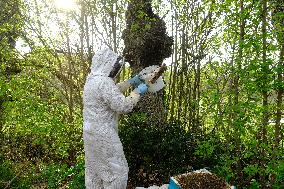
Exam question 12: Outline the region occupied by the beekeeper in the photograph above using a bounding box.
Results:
[83,48,148,189]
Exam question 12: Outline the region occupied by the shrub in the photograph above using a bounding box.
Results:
[119,113,197,187]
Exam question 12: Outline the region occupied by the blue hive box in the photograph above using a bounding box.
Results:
[168,177,181,189]
[168,175,236,189]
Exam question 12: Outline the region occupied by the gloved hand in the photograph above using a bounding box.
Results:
[134,83,148,95]
[128,75,143,86]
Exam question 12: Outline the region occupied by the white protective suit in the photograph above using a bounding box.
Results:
[83,48,140,189]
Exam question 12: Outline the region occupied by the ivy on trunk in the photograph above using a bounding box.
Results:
[122,0,173,124]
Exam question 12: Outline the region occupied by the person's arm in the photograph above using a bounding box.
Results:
[101,78,141,114]
[116,75,144,93]
[116,80,131,93]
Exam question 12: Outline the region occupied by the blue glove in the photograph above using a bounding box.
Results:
[134,83,148,95]
[128,75,143,86]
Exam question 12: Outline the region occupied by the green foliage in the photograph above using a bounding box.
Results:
[272,161,284,189]
[119,113,226,186]
[0,154,14,185]
[41,162,85,188]
[0,154,85,189]
[119,113,196,186]
[213,155,235,183]
[0,154,35,189]
[2,69,83,161]
[0,0,284,188]
[194,140,216,159]
[245,179,261,189]
[243,164,259,177]
[41,164,69,188]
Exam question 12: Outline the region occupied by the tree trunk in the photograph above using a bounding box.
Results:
[260,0,268,186]
[122,0,173,125]
[271,0,284,184]
[261,0,268,144]
[168,9,178,122]
[272,0,284,148]
[235,0,245,186]
[275,48,284,147]
[0,0,22,144]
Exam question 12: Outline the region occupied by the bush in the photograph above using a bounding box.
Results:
[0,154,34,189]
[119,113,197,187]
[273,161,284,189]
[41,161,85,188]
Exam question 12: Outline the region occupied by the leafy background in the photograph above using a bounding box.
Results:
[0,0,284,188]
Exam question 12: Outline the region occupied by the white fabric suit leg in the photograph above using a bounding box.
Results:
[84,125,128,189]
[84,131,104,189]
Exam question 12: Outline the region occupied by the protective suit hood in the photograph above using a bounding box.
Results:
[90,48,120,77]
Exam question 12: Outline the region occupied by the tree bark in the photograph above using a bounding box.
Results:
[261,0,268,144]
[235,0,245,186]
[271,0,284,184]
[122,0,173,125]
[272,0,284,149]
[260,0,268,186]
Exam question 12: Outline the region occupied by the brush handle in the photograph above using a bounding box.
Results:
[148,64,167,84]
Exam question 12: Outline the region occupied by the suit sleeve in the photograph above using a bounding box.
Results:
[101,78,140,114]
[116,80,131,93]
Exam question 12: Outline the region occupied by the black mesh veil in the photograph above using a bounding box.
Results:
[109,56,124,78]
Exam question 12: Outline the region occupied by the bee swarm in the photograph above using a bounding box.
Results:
[174,172,231,189]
